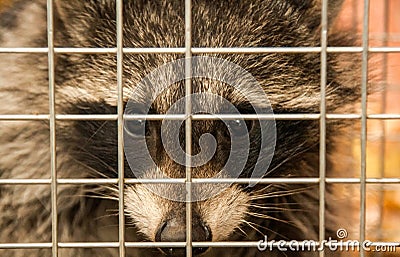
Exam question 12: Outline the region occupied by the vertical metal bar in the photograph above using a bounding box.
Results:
[319,0,328,256]
[360,0,370,256]
[46,0,57,256]
[184,0,193,256]
[116,0,125,257]
[377,0,389,246]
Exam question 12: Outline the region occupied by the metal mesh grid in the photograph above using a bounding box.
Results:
[0,0,399,256]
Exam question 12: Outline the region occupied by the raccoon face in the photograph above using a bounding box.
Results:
[122,75,270,256]
[61,67,272,256]
[51,0,359,256]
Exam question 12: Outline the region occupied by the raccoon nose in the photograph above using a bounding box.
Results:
[155,218,212,256]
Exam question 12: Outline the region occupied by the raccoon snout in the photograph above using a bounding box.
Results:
[155,216,212,256]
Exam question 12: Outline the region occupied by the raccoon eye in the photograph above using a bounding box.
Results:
[124,119,148,138]
[225,119,253,138]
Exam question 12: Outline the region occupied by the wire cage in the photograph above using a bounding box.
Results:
[0,0,399,257]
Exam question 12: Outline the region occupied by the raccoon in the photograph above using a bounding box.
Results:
[0,0,361,257]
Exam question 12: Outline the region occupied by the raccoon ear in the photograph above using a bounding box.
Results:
[54,0,87,24]
[54,1,91,44]
[54,0,116,46]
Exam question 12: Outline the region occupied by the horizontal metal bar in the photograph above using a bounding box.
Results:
[0,241,398,249]
[192,46,400,54]
[0,178,398,185]
[58,242,119,248]
[0,115,50,120]
[60,178,186,185]
[56,48,116,54]
[56,114,117,121]
[1,113,400,121]
[0,47,185,54]
[57,178,118,184]
[369,47,400,53]
[1,47,400,54]
[124,178,186,184]
[0,243,52,249]
[367,114,400,119]
[188,241,400,248]
[0,178,185,185]
[124,114,186,120]
[57,48,186,54]
[325,178,400,184]
[192,114,318,120]
[0,179,51,185]
[0,114,116,121]
[124,48,185,54]
[326,114,361,119]
[0,48,48,53]
[193,178,320,184]
[192,47,323,53]
[193,178,400,184]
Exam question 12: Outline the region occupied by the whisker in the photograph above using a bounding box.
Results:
[94,211,119,222]
[235,223,248,237]
[241,219,264,237]
[240,219,291,241]
[250,187,310,200]
[71,149,118,176]
[263,141,314,177]
[86,194,119,202]
[83,120,110,147]
[245,211,292,226]
[244,204,304,212]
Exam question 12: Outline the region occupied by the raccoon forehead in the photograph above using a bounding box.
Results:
[125,79,268,115]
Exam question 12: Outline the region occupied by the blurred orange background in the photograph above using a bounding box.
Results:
[337,0,400,252]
